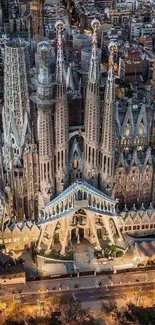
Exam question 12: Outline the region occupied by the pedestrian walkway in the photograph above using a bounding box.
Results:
[2,269,155,299]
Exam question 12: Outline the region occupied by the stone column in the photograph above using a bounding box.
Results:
[37,226,45,250]
[103,217,115,245]
[113,217,123,241]
[46,220,57,252]
[60,219,70,256]
[88,213,101,250]
[71,195,73,208]
[59,217,66,242]
[67,198,69,210]
[77,228,80,244]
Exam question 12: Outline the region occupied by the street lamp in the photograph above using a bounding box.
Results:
[138,288,142,306]
[37,299,41,317]
[1,303,6,322]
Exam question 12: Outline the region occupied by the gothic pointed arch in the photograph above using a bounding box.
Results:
[133,215,142,225]
[69,136,83,180]
[142,214,150,224]
[115,106,121,137]
[124,215,133,226]
[135,104,148,137]
[122,103,134,138]
[151,213,155,223]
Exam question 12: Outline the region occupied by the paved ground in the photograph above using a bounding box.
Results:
[73,239,134,273]
[22,250,38,277]
[37,257,74,276]
[10,239,135,277]
[73,240,95,272]
[13,249,38,278]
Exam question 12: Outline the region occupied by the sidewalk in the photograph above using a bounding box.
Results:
[1,269,155,297]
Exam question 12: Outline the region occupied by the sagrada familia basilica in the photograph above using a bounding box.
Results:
[0,10,155,255]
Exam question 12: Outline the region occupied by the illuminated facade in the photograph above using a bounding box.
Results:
[2,181,155,255]
[0,16,155,255]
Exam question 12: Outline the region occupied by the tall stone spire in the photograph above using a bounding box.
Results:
[2,39,31,220]
[104,50,115,104]
[31,41,55,206]
[3,39,30,165]
[54,21,69,195]
[56,20,65,84]
[84,19,100,187]
[100,43,117,190]
[88,19,100,83]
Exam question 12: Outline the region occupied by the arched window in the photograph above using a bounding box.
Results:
[58,152,60,168]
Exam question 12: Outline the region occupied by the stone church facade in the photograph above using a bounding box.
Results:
[2,180,155,256]
[0,18,155,254]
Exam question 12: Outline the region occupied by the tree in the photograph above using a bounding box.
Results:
[101,301,117,315]
[51,297,99,325]
[127,304,155,325]
[3,297,100,325]
[3,320,24,325]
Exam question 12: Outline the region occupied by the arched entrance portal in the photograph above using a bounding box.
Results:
[79,228,84,238]
[71,227,85,242]
[71,228,76,239]
[70,209,87,243]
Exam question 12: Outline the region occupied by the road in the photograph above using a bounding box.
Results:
[1,281,154,325]
[1,268,155,305]
[18,282,155,303]
[74,283,155,303]
[1,268,155,295]
[1,278,155,306]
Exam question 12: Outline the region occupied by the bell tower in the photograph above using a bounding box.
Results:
[100,43,117,190]
[84,19,101,187]
[54,21,69,195]
[30,41,55,206]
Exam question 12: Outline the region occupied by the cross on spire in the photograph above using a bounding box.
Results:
[88,19,100,83]
[56,20,65,84]
[104,42,117,104]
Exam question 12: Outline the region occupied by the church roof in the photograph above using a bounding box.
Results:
[38,180,117,224]
[44,180,115,208]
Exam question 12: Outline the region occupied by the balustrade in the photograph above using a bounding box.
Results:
[40,188,116,222]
